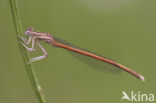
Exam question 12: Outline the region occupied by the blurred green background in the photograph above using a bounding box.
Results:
[1,0,156,103]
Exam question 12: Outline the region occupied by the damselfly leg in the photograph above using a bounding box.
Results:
[18,35,48,64]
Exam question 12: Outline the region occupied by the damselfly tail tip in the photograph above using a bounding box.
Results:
[139,75,145,82]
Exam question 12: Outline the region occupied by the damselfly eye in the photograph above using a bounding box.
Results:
[25,31,30,36]
[25,27,34,36]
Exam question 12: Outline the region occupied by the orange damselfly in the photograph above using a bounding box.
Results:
[19,27,145,82]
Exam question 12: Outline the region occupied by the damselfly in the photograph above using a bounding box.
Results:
[18,27,145,82]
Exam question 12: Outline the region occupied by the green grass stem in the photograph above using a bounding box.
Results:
[9,0,47,103]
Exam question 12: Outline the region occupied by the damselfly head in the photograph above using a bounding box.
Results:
[25,31,30,36]
[25,27,34,36]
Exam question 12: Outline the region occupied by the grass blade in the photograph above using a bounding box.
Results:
[9,0,47,103]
